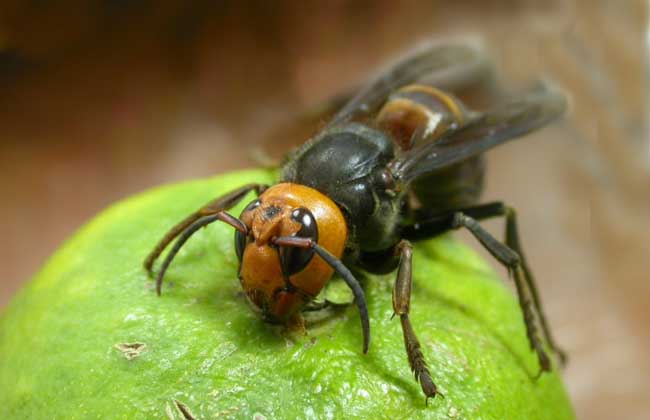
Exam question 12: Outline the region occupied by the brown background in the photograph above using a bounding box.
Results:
[1,1,648,418]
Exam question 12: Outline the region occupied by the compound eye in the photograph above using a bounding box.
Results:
[279,208,319,276]
[235,199,259,261]
[234,229,246,261]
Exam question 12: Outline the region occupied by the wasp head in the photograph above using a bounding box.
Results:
[234,183,347,323]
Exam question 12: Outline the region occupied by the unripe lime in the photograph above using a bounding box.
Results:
[0,170,574,419]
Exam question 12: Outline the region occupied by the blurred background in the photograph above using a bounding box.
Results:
[1,0,648,418]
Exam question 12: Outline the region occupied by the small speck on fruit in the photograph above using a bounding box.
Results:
[114,342,147,360]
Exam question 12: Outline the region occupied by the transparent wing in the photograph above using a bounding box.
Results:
[327,41,489,128]
[390,85,567,183]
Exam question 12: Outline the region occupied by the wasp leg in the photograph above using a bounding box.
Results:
[443,203,566,365]
[451,212,551,376]
[302,300,331,312]
[154,212,246,296]
[393,240,439,405]
[144,183,268,273]
[503,206,567,366]
[403,202,562,375]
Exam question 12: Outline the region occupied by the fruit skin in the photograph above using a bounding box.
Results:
[0,169,574,419]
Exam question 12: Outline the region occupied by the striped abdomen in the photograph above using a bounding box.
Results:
[377,84,485,213]
[376,84,467,151]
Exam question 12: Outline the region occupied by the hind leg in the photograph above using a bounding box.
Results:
[403,202,566,373]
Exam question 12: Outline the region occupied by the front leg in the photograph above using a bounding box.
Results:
[392,240,440,404]
[144,183,268,273]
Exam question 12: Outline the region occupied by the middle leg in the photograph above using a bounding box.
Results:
[392,240,439,404]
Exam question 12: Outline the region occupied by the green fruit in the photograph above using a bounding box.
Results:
[0,169,574,419]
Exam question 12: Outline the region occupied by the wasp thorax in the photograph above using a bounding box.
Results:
[234,183,348,322]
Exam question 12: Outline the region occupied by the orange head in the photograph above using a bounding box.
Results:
[235,183,347,323]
